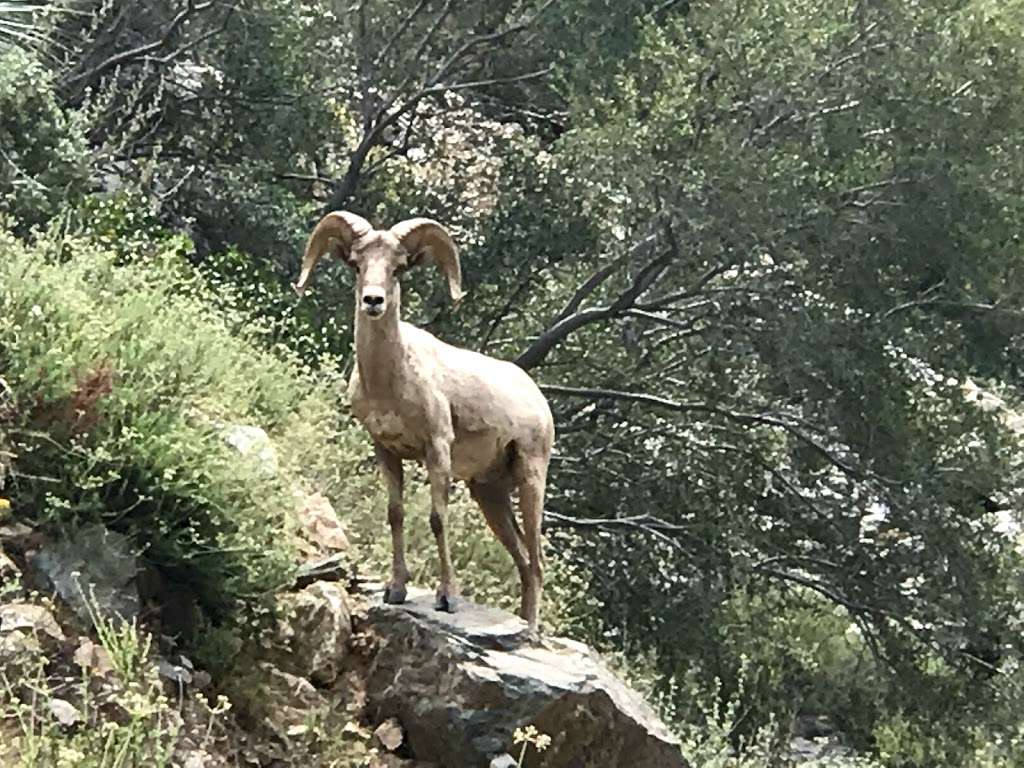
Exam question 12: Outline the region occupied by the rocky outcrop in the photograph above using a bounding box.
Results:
[360,588,687,768]
[1,516,686,768]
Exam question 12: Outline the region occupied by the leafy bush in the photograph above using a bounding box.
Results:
[0,226,355,616]
[0,48,89,232]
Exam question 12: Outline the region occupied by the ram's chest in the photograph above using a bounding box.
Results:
[353,401,423,459]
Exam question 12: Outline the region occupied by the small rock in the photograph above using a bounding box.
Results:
[0,549,20,585]
[158,657,193,685]
[48,698,81,727]
[294,552,352,588]
[293,491,350,554]
[221,424,279,477]
[181,751,213,768]
[786,735,856,764]
[191,669,212,690]
[0,521,35,549]
[792,713,836,738]
[31,524,139,623]
[489,755,518,768]
[0,631,43,676]
[374,717,404,752]
[0,603,65,646]
[73,638,115,677]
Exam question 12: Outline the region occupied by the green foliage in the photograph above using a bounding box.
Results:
[197,244,356,364]
[0,597,190,768]
[0,48,88,231]
[3,0,1024,764]
[0,226,353,615]
[528,1,1024,759]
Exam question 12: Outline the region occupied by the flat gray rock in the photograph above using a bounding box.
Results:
[364,589,687,768]
[30,524,139,623]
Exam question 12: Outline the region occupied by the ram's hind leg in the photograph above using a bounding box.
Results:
[469,479,532,614]
[376,443,409,604]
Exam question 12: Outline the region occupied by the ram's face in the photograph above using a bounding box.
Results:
[346,231,409,320]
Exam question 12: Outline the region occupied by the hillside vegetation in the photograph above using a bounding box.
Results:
[3,0,1024,765]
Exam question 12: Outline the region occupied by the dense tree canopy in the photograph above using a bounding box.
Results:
[3,0,1024,764]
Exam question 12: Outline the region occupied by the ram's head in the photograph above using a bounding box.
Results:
[294,211,463,318]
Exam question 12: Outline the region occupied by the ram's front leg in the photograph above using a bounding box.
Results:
[426,438,458,612]
[376,442,409,604]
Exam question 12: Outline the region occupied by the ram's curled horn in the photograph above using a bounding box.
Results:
[293,211,373,296]
[390,218,464,303]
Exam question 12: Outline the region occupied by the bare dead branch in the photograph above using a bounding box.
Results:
[882,299,1024,321]
[550,236,656,325]
[541,384,871,480]
[427,0,559,87]
[62,0,217,90]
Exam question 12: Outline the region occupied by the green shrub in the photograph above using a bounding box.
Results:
[0,49,89,232]
[0,227,356,616]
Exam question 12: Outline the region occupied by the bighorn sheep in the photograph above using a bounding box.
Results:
[294,212,554,631]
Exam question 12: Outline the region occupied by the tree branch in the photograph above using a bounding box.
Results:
[515,241,671,370]
[541,384,870,480]
[62,0,216,90]
[373,0,431,70]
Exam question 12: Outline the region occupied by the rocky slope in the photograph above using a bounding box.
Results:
[0,513,687,767]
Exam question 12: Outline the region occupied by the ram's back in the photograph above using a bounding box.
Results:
[402,324,554,480]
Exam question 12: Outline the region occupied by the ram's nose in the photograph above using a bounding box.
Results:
[362,291,386,317]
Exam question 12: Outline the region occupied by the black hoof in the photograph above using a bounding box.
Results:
[434,594,458,613]
[383,585,407,604]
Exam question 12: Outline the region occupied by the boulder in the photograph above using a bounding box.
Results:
[362,589,687,768]
[30,524,139,623]
[239,662,329,742]
[271,580,352,686]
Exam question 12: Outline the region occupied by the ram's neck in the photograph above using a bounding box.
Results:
[354,304,405,397]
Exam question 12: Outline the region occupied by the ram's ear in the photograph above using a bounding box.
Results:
[293,211,373,295]
[389,218,464,303]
